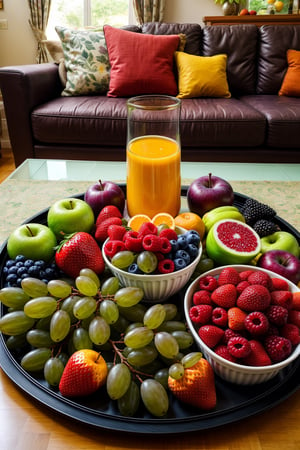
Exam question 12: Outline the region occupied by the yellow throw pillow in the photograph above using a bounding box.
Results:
[174,52,231,99]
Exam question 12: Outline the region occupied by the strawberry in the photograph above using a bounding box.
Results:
[107,224,127,241]
[228,307,247,331]
[214,344,237,363]
[271,277,289,291]
[236,284,271,311]
[211,284,237,308]
[217,267,241,286]
[239,269,255,281]
[242,340,272,366]
[281,323,300,345]
[168,358,216,410]
[292,292,300,311]
[288,309,300,328]
[247,271,273,290]
[96,205,122,226]
[236,280,250,294]
[95,217,123,244]
[270,290,293,309]
[59,349,108,397]
[198,325,224,348]
[55,232,105,278]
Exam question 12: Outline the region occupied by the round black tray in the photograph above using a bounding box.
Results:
[0,186,299,434]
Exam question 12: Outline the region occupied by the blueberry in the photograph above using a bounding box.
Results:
[15,261,24,268]
[186,243,199,259]
[24,259,34,268]
[174,258,187,271]
[28,265,40,276]
[15,255,26,262]
[177,235,188,249]
[35,260,46,268]
[185,231,201,246]
[17,267,28,277]
[44,267,56,280]
[8,266,18,274]
[5,260,16,268]
[6,273,18,284]
[128,263,142,274]
[170,239,179,253]
[175,250,191,265]
[39,270,46,279]
[3,267,9,275]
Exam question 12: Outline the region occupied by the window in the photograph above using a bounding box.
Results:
[47,0,130,40]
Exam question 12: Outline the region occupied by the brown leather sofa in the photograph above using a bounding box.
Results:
[0,22,300,167]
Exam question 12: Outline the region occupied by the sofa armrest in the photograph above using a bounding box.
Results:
[0,63,62,166]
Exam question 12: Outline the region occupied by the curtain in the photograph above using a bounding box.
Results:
[28,0,52,63]
[133,0,166,25]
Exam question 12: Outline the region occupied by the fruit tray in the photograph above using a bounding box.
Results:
[0,186,299,435]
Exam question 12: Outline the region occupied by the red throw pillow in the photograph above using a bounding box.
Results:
[104,25,180,97]
[279,49,300,97]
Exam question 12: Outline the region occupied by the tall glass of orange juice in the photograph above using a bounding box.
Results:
[126,95,181,218]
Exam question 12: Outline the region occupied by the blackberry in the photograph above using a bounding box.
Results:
[241,198,276,225]
[252,219,280,237]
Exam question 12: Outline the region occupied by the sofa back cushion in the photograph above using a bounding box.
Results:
[202,25,258,95]
[257,25,300,94]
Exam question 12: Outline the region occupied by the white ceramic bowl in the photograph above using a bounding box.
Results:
[102,228,202,302]
[184,265,300,385]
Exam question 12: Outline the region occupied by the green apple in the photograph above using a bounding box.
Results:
[47,198,95,239]
[202,205,245,234]
[7,223,57,261]
[260,231,299,258]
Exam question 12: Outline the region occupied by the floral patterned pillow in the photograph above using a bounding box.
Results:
[55,26,110,96]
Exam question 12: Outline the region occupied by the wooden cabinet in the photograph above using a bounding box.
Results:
[203,14,300,27]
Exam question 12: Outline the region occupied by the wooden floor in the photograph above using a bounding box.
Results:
[0,147,15,182]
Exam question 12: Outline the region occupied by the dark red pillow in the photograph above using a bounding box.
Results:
[104,25,180,97]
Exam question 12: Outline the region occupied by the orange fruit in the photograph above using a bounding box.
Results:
[274,1,284,11]
[151,212,176,230]
[174,212,205,239]
[267,0,275,3]
[127,214,151,232]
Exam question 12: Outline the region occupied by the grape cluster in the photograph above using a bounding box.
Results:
[0,269,198,417]
[2,254,64,287]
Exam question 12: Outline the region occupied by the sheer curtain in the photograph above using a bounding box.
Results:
[28,0,52,63]
[133,0,165,25]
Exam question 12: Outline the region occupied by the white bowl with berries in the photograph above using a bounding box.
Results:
[184,265,300,385]
[102,224,202,302]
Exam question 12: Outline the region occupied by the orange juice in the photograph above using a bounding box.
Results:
[126,135,181,218]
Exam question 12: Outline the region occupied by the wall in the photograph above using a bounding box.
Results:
[0,0,225,67]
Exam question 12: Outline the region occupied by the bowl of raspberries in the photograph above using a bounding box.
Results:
[184,265,300,384]
[102,222,202,302]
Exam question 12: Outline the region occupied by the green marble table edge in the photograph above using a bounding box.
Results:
[1,179,299,247]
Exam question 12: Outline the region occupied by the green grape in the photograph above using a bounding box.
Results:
[181,352,202,369]
[156,320,187,333]
[6,333,27,350]
[124,326,154,349]
[24,296,57,319]
[154,368,169,389]
[140,379,169,417]
[101,276,120,296]
[21,277,48,298]
[35,315,52,331]
[26,329,54,348]
[88,316,111,345]
[106,363,131,400]
[111,315,130,333]
[154,331,179,359]
[143,304,166,329]
[60,295,81,323]
[127,345,158,366]
[136,359,164,375]
[137,251,157,274]
[80,315,94,330]
[163,303,178,321]
[21,347,52,372]
[0,287,30,309]
[73,296,97,319]
[118,304,147,322]
[157,223,169,234]
[159,352,184,366]
[171,330,194,350]
[44,357,65,386]
[117,381,140,417]
[58,352,69,367]
[47,279,72,298]
[75,276,98,297]
[111,251,135,269]
[114,287,144,307]
[50,310,71,342]
[0,311,35,335]
[125,322,144,333]
[72,327,93,350]
[79,268,100,288]
[168,362,184,380]
[99,299,119,324]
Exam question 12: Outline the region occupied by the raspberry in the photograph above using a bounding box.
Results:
[158,228,178,241]
[222,328,242,344]
[212,307,228,327]
[198,275,218,292]
[227,336,251,359]
[138,222,157,237]
[264,335,292,362]
[214,344,237,363]
[198,325,224,348]
[157,259,175,274]
[266,305,288,326]
[248,271,273,290]
[281,323,300,346]
[236,280,250,294]
[189,304,212,325]
[104,240,126,258]
[217,267,241,286]
[142,234,163,252]
[211,284,237,308]
[192,290,212,306]
[159,237,172,254]
[123,230,143,252]
[244,311,269,336]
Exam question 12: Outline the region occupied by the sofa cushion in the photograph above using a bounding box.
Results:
[202,25,258,95]
[279,49,300,97]
[257,25,300,94]
[141,22,202,55]
[174,52,231,98]
[240,95,300,147]
[104,25,180,97]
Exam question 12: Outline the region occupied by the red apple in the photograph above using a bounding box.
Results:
[187,173,234,217]
[249,10,257,15]
[84,180,125,217]
[257,250,300,285]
